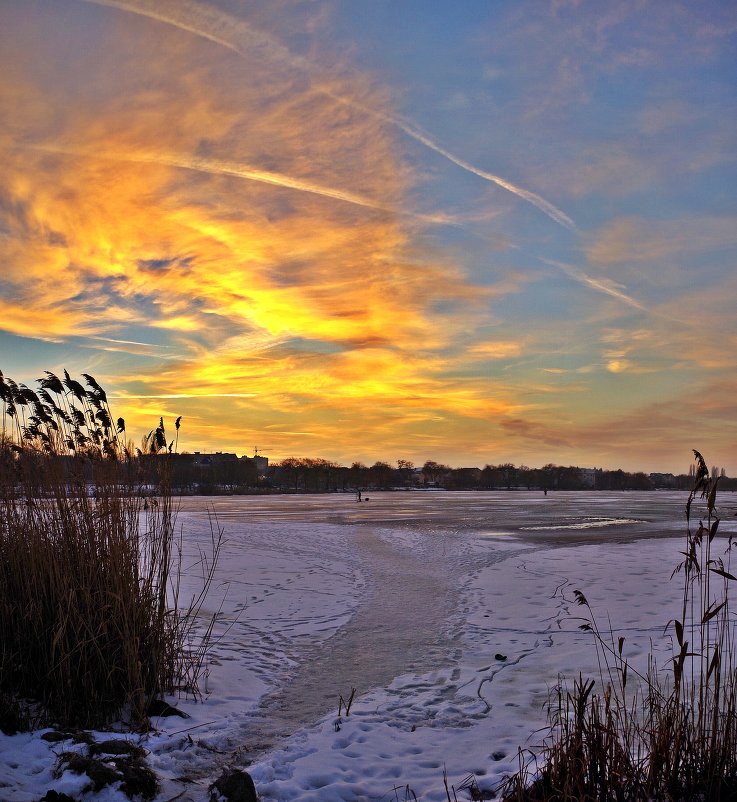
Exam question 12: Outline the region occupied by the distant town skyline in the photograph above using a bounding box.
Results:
[1,1,736,474]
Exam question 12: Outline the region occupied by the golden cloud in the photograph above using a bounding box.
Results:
[4,2,731,471]
[0,1,528,460]
[466,341,524,359]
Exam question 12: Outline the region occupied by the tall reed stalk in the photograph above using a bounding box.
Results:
[0,370,216,729]
[501,450,737,801]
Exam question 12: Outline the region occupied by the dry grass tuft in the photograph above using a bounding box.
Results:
[499,449,737,801]
[0,369,218,729]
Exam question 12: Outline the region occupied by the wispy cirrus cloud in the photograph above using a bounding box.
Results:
[1,0,734,471]
[25,142,458,227]
[81,0,575,229]
[585,216,737,272]
[0,2,514,452]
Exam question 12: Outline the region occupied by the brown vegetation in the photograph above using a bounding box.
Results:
[500,450,737,801]
[0,370,217,729]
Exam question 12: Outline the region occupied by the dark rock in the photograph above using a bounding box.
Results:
[38,792,78,802]
[210,768,259,802]
[41,731,69,743]
[41,730,91,744]
[147,699,189,718]
[92,738,146,759]
[494,653,507,661]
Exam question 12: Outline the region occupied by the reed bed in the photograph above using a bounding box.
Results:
[0,370,216,729]
[500,450,737,801]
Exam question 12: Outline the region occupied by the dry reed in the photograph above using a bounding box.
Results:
[0,370,218,729]
[500,450,737,801]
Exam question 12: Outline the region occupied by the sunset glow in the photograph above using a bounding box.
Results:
[1,0,735,472]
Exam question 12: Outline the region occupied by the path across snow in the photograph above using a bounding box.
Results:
[238,525,460,757]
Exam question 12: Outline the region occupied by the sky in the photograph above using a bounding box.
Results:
[1,0,736,473]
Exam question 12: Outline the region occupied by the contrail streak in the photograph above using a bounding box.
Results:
[543,259,646,310]
[26,142,457,226]
[109,393,258,399]
[89,336,174,348]
[81,0,575,230]
[388,117,576,229]
[81,0,243,54]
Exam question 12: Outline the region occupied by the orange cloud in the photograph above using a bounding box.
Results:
[0,3,527,461]
[3,2,732,473]
[0,7,485,357]
[466,341,524,359]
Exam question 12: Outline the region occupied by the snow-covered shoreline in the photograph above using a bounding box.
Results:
[2,491,735,801]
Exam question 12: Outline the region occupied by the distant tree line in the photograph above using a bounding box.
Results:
[128,447,737,496]
[258,458,737,494]
[76,451,737,496]
[10,449,734,496]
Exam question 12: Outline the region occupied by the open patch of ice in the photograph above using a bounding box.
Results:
[521,516,644,530]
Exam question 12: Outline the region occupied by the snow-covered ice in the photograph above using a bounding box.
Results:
[2,490,736,801]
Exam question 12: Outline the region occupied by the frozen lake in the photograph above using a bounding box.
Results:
[175,488,699,541]
[4,490,736,801]
[168,491,736,765]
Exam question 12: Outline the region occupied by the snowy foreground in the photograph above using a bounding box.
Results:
[3,491,736,802]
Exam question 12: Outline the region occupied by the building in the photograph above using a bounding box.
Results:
[244,454,268,474]
[649,472,676,488]
[579,468,597,488]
